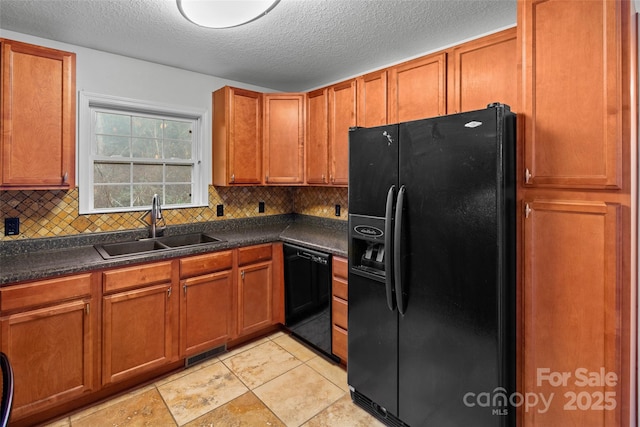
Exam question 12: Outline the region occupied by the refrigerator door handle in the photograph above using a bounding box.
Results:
[384,185,396,311]
[394,185,407,315]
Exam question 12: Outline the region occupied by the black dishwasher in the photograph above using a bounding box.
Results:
[283,243,334,359]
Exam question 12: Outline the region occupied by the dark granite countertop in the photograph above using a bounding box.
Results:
[0,214,348,286]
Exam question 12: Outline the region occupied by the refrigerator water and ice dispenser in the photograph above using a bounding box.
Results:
[349,214,387,279]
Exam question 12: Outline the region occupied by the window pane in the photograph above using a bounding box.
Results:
[96,135,130,157]
[164,139,192,159]
[166,184,192,205]
[133,164,163,183]
[166,165,191,183]
[133,185,162,207]
[94,163,130,184]
[132,117,163,138]
[164,121,192,141]
[132,137,163,159]
[96,112,130,136]
[94,185,130,209]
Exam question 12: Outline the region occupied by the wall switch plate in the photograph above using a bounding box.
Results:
[216,204,224,217]
[258,201,265,213]
[5,217,19,236]
[335,204,341,217]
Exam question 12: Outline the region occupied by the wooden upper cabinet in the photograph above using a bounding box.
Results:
[519,0,624,189]
[0,39,76,190]
[306,88,329,185]
[328,80,355,186]
[263,93,305,184]
[213,86,263,186]
[522,200,621,427]
[388,52,446,123]
[448,27,517,114]
[357,69,388,127]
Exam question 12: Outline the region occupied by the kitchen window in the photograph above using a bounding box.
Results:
[79,92,208,214]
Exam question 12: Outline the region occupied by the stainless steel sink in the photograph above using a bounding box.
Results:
[158,233,222,247]
[95,239,170,259]
[94,232,225,259]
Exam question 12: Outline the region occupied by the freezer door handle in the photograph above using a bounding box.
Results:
[384,185,396,311]
[394,185,407,315]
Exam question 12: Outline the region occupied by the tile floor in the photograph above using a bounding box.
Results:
[44,332,385,427]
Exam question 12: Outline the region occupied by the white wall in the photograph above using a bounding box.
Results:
[0,29,277,184]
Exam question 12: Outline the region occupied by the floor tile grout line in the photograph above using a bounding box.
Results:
[153,383,180,427]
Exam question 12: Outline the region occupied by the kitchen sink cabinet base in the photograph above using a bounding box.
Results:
[0,243,286,426]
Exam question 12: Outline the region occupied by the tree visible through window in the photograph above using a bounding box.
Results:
[79,92,207,214]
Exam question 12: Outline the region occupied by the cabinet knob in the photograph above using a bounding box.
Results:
[241,270,245,280]
[62,171,68,183]
[525,203,532,218]
[525,168,532,184]
[231,174,235,183]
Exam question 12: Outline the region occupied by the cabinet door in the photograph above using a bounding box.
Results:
[388,52,446,123]
[264,93,305,184]
[328,80,355,186]
[0,39,75,189]
[0,299,94,419]
[213,86,262,185]
[519,0,622,189]
[448,27,517,114]
[306,88,329,185]
[237,260,273,336]
[102,283,173,385]
[522,200,620,426]
[181,270,233,357]
[357,69,388,127]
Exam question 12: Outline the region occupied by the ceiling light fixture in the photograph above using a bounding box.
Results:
[177,0,280,29]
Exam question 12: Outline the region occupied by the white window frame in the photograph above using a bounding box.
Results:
[79,91,209,214]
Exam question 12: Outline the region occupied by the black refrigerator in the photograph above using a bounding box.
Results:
[347,104,516,427]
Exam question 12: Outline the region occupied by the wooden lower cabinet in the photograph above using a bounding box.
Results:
[237,244,273,336]
[0,243,286,424]
[236,243,284,337]
[522,199,622,426]
[179,251,234,356]
[331,256,348,362]
[101,261,175,386]
[0,273,98,420]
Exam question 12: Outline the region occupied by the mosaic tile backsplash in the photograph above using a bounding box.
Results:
[0,186,348,240]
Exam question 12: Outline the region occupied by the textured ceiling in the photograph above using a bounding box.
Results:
[0,0,518,92]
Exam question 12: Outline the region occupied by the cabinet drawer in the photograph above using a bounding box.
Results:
[332,325,348,362]
[332,277,348,301]
[179,250,233,279]
[332,296,348,330]
[103,261,173,293]
[237,244,272,266]
[332,256,348,280]
[0,273,92,312]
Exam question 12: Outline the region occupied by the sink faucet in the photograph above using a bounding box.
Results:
[150,194,163,238]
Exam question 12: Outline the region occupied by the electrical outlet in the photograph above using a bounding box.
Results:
[258,201,265,213]
[5,217,19,236]
[216,204,224,217]
[335,204,341,217]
